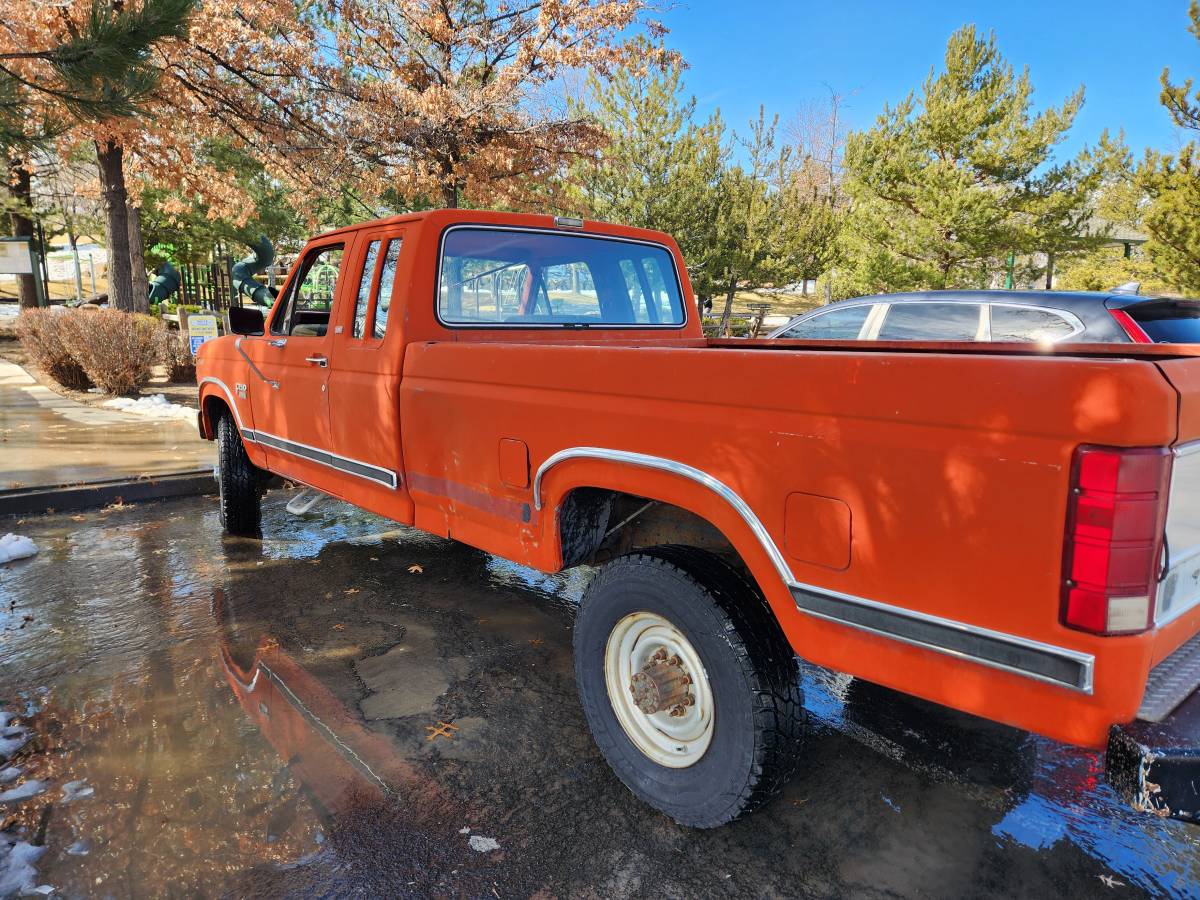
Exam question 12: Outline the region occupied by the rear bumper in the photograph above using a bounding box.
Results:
[1107,686,1200,823]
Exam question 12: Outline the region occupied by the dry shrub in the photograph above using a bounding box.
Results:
[15,309,92,390]
[158,328,196,383]
[60,309,162,395]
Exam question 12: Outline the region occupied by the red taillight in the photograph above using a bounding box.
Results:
[1062,446,1172,635]
[1109,308,1152,343]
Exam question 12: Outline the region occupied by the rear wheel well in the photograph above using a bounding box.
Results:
[556,488,743,572]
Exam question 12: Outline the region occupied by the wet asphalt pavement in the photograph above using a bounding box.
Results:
[1,492,1199,898]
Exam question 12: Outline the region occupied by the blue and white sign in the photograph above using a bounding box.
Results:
[187,314,219,355]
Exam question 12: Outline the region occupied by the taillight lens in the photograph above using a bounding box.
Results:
[1062,446,1172,635]
[1109,308,1152,343]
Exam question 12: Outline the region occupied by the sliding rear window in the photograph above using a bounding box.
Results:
[1126,300,1200,343]
[438,227,685,327]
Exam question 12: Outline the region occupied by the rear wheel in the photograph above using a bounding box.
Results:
[216,411,263,535]
[573,546,805,827]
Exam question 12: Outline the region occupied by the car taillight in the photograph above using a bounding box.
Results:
[1062,446,1172,635]
[1109,309,1152,343]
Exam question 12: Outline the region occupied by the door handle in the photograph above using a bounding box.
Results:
[267,338,287,348]
[305,355,328,367]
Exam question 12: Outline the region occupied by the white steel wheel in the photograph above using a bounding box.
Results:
[603,611,714,768]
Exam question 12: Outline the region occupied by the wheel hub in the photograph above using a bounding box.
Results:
[604,612,714,768]
[629,648,694,716]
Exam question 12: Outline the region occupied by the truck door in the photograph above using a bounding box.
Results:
[236,238,346,492]
[326,226,412,517]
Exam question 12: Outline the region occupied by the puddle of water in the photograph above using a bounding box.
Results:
[1,492,1199,897]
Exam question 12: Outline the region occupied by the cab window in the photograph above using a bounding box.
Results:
[373,239,403,338]
[352,241,381,338]
[271,244,345,337]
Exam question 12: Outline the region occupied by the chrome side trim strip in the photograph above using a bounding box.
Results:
[533,446,795,586]
[533,446,1094,693]
[1174,439,1200,459]
[245,429,398,490]
[791,585,1094,693]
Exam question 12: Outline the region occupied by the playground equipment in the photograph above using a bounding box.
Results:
[231,235,274,307]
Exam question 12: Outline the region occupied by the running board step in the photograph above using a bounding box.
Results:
[285,488,325,516]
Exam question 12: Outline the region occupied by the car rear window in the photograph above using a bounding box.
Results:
[438,227,685,327]
[876,303,981,341]
[1127,301,1200,343]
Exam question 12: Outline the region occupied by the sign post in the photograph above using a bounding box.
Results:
[0,237,46,306]
[187,313,219,355]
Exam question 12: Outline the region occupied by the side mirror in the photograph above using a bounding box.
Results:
[228,306,265,336]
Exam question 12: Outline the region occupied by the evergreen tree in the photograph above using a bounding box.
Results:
[567,49,729,311]
[1139,1,1200,292]
[842,25,1094,292]
[0,0,193,311]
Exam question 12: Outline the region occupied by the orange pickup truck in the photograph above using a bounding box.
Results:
[196,209,1200,828]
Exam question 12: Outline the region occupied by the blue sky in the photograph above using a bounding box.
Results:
[659,0,1198,159]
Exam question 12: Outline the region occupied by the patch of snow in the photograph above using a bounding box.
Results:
[60,780,93,802]
[0,780,46,803]
[0,837,46,898]
[66,840,91,856]
[458,826,470,834]
[0,535,37,565]
[0,768,18,785]
[0,732,25,761]
[467,835,500,853]
[101,394,195,422]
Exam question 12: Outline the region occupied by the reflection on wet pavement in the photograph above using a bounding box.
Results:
[1,493,1199,897]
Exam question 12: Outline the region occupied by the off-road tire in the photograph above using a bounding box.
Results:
[573,545,805,827]
[216,411,263,535]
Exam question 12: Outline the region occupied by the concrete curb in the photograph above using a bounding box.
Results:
[0,469,216,518]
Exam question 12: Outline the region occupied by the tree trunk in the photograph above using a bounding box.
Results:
[719,276,737,337]
[127,201,150,313]
[6,158,39,309]
[95,140,134,312]
[1044,251,1055,290]
[441,180,459,209]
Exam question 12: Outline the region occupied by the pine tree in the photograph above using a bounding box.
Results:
[1140,1,1200,292]
[842,25,1093,292]
[0,0,193,311]
[566,49,729,311]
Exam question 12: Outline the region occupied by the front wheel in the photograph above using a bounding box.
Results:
[573,546,805,827]
[216,411,263,535]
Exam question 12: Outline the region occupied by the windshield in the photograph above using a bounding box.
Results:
[438,227,686,327]
[1128,301,1200,343]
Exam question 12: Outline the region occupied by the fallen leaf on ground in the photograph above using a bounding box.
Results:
[407,564,423,574]
[333,623,345,631]
[344,588,360,595]
[1098,875,1124,889]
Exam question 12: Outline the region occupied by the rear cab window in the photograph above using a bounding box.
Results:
[438,227,685,327]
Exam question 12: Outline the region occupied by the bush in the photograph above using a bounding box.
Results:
[15,309,93,390]
[158,329,196,383]
[59,309,162,395]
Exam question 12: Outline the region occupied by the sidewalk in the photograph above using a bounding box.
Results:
[0,358,215,490]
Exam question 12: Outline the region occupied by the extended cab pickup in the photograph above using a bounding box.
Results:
[196,209,1200,827]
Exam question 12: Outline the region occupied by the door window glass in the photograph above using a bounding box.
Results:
[373,239,403,338]
[877,303,981,341]
[352,240,381,338]
[271,245,344,336]
[780,305,873,339]
[989,306,1078,342]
